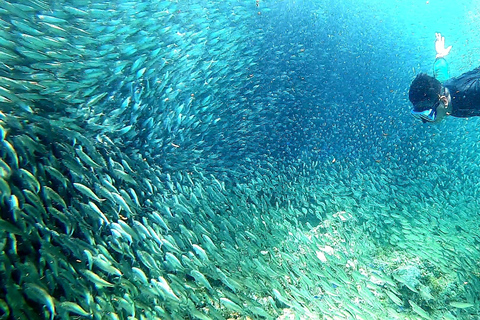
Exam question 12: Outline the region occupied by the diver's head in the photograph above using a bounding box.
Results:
[409,73,444,122]
[409,73,442,111]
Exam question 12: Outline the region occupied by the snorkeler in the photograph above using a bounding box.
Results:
[409,33,480,123]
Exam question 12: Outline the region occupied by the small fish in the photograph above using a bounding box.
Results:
[409,300,431,320]
[93,255,122,277]
[23,283,55,320]
[38,22,67,35]
[131,267,148,284]
[75,146,101,168]
[86,92,108,107]
[165,252,184,272]
[219,298,243,313]
[73,183,105,202]
[111,192,133,216]
[385,290,403,306]
[88,201,110,224]
[18,168,40,193]
[192,244,209,261]
[2,140,18,168]
[58,301,91,318]
[0,218,23,235]
[44,166,68,188]
[112,168,136,184]
[151,277,181,302]
[0,157,11,178]
[36,15,68,24]
[81,269,115,289]
[190,270,212,291]
[151,211,170,231]
[0,176,11,199]
[449,302,474,309]
[43,186,67,209]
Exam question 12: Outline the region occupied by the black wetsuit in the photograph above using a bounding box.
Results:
[444,67,480,117]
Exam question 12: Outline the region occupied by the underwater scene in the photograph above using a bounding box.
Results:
[1,0,480,319]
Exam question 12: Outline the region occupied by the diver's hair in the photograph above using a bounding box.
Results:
[409,73,442,111]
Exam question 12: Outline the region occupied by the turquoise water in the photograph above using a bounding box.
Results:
[0,0,480,319]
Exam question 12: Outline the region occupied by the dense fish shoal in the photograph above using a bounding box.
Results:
[1,0,480,319]
[2,108,479,319]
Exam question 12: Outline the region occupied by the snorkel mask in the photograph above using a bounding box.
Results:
[411,89,444,123]
[411,104,438,122]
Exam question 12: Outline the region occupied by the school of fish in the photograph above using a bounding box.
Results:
[1,0,480,319]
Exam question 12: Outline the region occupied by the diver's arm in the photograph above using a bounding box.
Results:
[434,58,449,82]
[433,33,451,82]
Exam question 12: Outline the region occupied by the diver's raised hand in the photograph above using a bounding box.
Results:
[435,33,452,59]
